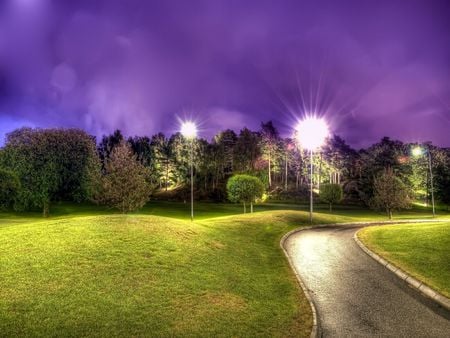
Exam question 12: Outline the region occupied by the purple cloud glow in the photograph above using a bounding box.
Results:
[0,0,449,147]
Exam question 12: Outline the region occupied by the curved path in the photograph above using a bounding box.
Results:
[284,224,450,337]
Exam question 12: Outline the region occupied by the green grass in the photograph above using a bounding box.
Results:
[0,210,324,337]
[1,202,448,337]
[358,222,450,298]
[1,200,444,223]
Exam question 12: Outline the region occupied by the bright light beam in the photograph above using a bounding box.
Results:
[412,146,424,157]
[295,116,329,150]
[180,121,197,139]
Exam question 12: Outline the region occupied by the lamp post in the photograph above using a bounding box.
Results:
[181,121,197,221]
[412,145,435,217]
[295,117,329,223]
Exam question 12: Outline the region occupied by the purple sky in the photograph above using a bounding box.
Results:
[0,0,449,148]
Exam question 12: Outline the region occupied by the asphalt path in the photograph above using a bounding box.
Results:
[285,224,450,337]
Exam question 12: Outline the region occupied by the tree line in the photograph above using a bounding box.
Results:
[0,122,449,216]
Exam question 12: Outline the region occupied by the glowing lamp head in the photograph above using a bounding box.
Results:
[295,117,329,151]
[412,146,424,157]
[180,121,197,139]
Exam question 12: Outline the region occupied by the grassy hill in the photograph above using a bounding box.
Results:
[0,211,317,337]
[0,203,447,336]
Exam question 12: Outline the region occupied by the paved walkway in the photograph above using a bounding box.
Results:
[285,224,450,337]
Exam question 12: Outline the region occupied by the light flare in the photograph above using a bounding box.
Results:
[412,146,424,157]
[295,116,329,150]
[180,121,197,139]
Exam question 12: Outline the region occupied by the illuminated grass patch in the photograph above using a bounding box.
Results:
[359,222,450,298]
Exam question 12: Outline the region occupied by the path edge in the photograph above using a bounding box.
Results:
[280,225,323,338]
[354,227,450,311]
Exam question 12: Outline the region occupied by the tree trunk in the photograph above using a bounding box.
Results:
[318,153,322,193]
[285,152,288,190]
[43,200,50,218]
[243,201,246,214]
[165,161,169,191]
[268,152,272,187]
[388,209,392,220]
[250,201,253,213]
[329,203,332,212]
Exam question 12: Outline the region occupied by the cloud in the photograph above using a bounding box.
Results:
[0,0,448,147]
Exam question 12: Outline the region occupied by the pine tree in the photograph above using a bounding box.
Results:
[98,142,152,213]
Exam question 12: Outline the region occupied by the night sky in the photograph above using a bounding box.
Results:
[0,0,449,148]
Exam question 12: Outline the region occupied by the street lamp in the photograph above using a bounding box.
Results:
[295,117,329,223]
[412,145,435,217]
[181,121,197,221]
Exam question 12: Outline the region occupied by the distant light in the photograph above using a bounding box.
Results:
[180,121,197,139]
[412,146,424,157]
[295,117,329,151]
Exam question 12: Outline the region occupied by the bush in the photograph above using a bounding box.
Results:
[268,185,310,203]
[208,186,227,202]
[0,168,21,210]
[320,184,343,211]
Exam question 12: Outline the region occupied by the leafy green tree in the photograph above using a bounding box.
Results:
[2,128,99,216]
[227,174,264,213]
[98,129,124,169]
[434,149,450,209]
[371,168,411,219]
[149,133,173,190]
[194,138,212,193]
[214,129,238,176]
[169,132,203,187]
[290,143,306,189]
[234,128,261,172]
[97,142,152,213]
[320,184,343,211]
[322,135,358,185]
[128,136,152,167]
[259,121,281,188]
[358,137,411,204]
[0,168,20,210]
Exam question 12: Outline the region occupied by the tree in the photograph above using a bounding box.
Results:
[322,135,358,185]
[371,168,411,219]
[98,142,152,213]
[128,136,152,167]
[2,128,100,216]
[320,184,343,211]
[357,137,411,205]
[234,128,261,172]
[98,129,124,169]
[260,121,281,188]
[150,133,174,190]
[0,168,20,210]
[434,149,450,209]
[214,129,238,177]
[227,174,264,213]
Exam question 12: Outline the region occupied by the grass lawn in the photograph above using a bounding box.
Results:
[0,203,448,336]
[358,222,450,298]
[1,200,444,222]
